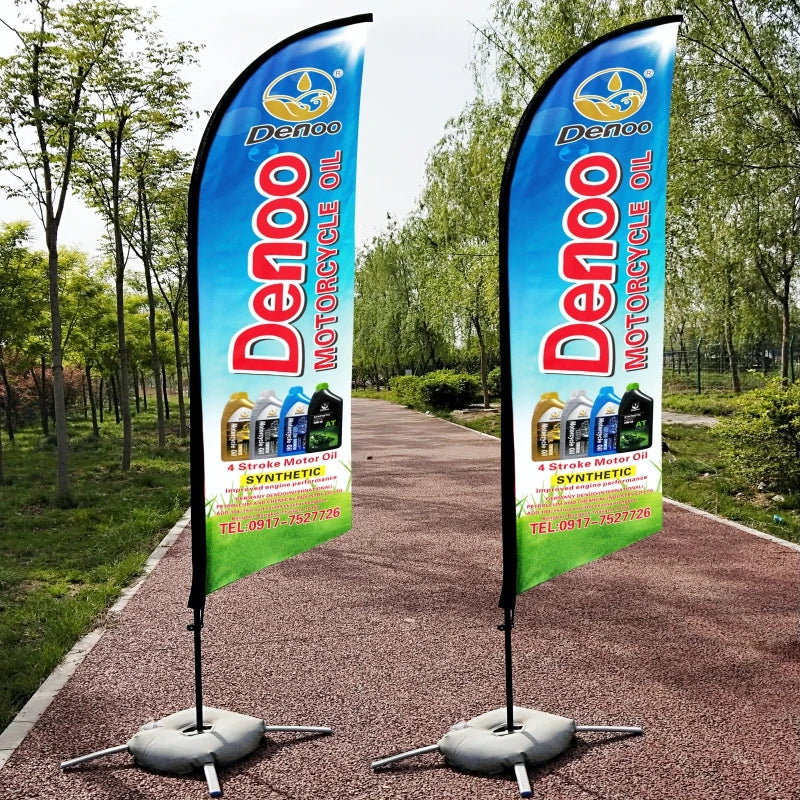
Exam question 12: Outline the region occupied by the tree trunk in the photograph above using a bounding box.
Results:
[143,259,165,445]
[99,376,105,423]
[161,364,170,420]
[46,234,71,503]
[109,129,132,471]
[472,315,490,409]
[86,364,99,437]
[722,318,741,393]
[780,288,791,384]
[35,356,49,436]
[0,352,16,443]
[141,372,148,411]
[110,371,120,424]
[133,365,140,414]
[81,376,87,418]
[136,173,166,442]
[170,309,188,437]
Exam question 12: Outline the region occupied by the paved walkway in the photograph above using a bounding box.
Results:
[1,399,798,799]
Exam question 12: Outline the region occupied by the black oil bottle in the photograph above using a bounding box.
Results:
[306,383,343,452]
[616,382,654,452]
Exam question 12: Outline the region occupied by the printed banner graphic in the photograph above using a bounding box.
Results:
[499,17,680,600]
[189,16,371,600]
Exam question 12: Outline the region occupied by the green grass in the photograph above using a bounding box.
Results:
[662,423,800,545]
[662,389,740,417]
[0,409,189,732]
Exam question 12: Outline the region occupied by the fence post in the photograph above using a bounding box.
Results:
[696,339,702,395]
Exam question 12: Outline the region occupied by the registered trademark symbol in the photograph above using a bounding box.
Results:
[334,69,343,78]
[644,69,654,78]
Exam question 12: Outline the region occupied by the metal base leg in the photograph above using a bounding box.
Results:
[264,724,332,735]
[575,725,644,735]
[513,762,533,797]
[370,744,440,769]
[203,762,222,797]
[60,744,129,769]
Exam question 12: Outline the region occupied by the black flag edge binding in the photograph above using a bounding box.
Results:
[496,15,683,611]
[186,14,374,611]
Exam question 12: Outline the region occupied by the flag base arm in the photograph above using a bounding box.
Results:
[60,744,129,769]
[370,743,440,769]
[60,707,332,797]
[371,706,643,798]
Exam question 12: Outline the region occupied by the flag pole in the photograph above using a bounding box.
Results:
[497,81,521,735]
[501,605,515,733]
[189,606,204,734]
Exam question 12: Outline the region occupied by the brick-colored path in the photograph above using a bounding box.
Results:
[2,398,799,799]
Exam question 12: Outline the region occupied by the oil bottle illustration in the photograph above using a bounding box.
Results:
[589,385,621,456]
[221,392,254,462]
[616,382,654,452]
[560,389,593,459]
[250,390,282,458]
[306,383,343,453]
[532,392,565,461]
[278,385,310,456]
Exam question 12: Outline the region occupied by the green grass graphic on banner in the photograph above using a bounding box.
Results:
[497,17,680,606]
[205,491,352,595]
[516,491,662,593]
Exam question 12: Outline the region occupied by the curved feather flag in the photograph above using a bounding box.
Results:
[498,17,681,607]
[188,16,371,607]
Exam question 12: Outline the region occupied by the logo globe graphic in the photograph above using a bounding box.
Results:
[263,68,336,122]
[573,68,646,122]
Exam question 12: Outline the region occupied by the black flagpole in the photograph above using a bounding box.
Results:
[497,92,521,733]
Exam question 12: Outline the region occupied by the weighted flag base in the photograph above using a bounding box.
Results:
[60,707,332,797]
[371,706,643,798]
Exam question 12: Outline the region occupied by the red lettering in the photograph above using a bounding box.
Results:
[232,152,310,374]
[230,323,302,375]
[256,153,310,196]
[561,282,615,323]
[540,323,614,375]
[559,240,617,283]
[542,152,620,376]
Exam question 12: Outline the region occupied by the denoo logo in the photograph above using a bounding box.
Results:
[573,68,647,122]
[263,68,337,122]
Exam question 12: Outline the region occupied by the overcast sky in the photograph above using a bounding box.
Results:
[0,0,497,254]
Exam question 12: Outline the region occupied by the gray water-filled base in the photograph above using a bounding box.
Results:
[61,707,332,797]
[127,706,266,775]
[371,706,643,797]
[438,706,576,774]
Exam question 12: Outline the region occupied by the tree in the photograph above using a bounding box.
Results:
[418,100,509,406]
[0,0,133,502]
[0,221,44,482]
[127,151,192,440]
[74,9,196,468]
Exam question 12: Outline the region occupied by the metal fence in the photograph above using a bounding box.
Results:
[662,341,797,393]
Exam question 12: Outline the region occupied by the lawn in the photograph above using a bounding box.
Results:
[0,409,189,732]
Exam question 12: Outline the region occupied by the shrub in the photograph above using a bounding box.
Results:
[418,370,480,411]
[714,379,800,495]
[487,366,502,397]
[389,375,423,408]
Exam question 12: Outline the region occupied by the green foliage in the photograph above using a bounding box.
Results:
[0,408,189,731]
[418,370,480,411]
[388,375,423,408]
[487,366,502,397]
[662,390,739,417]
[714,380,800,495]
[388,370,481,410]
